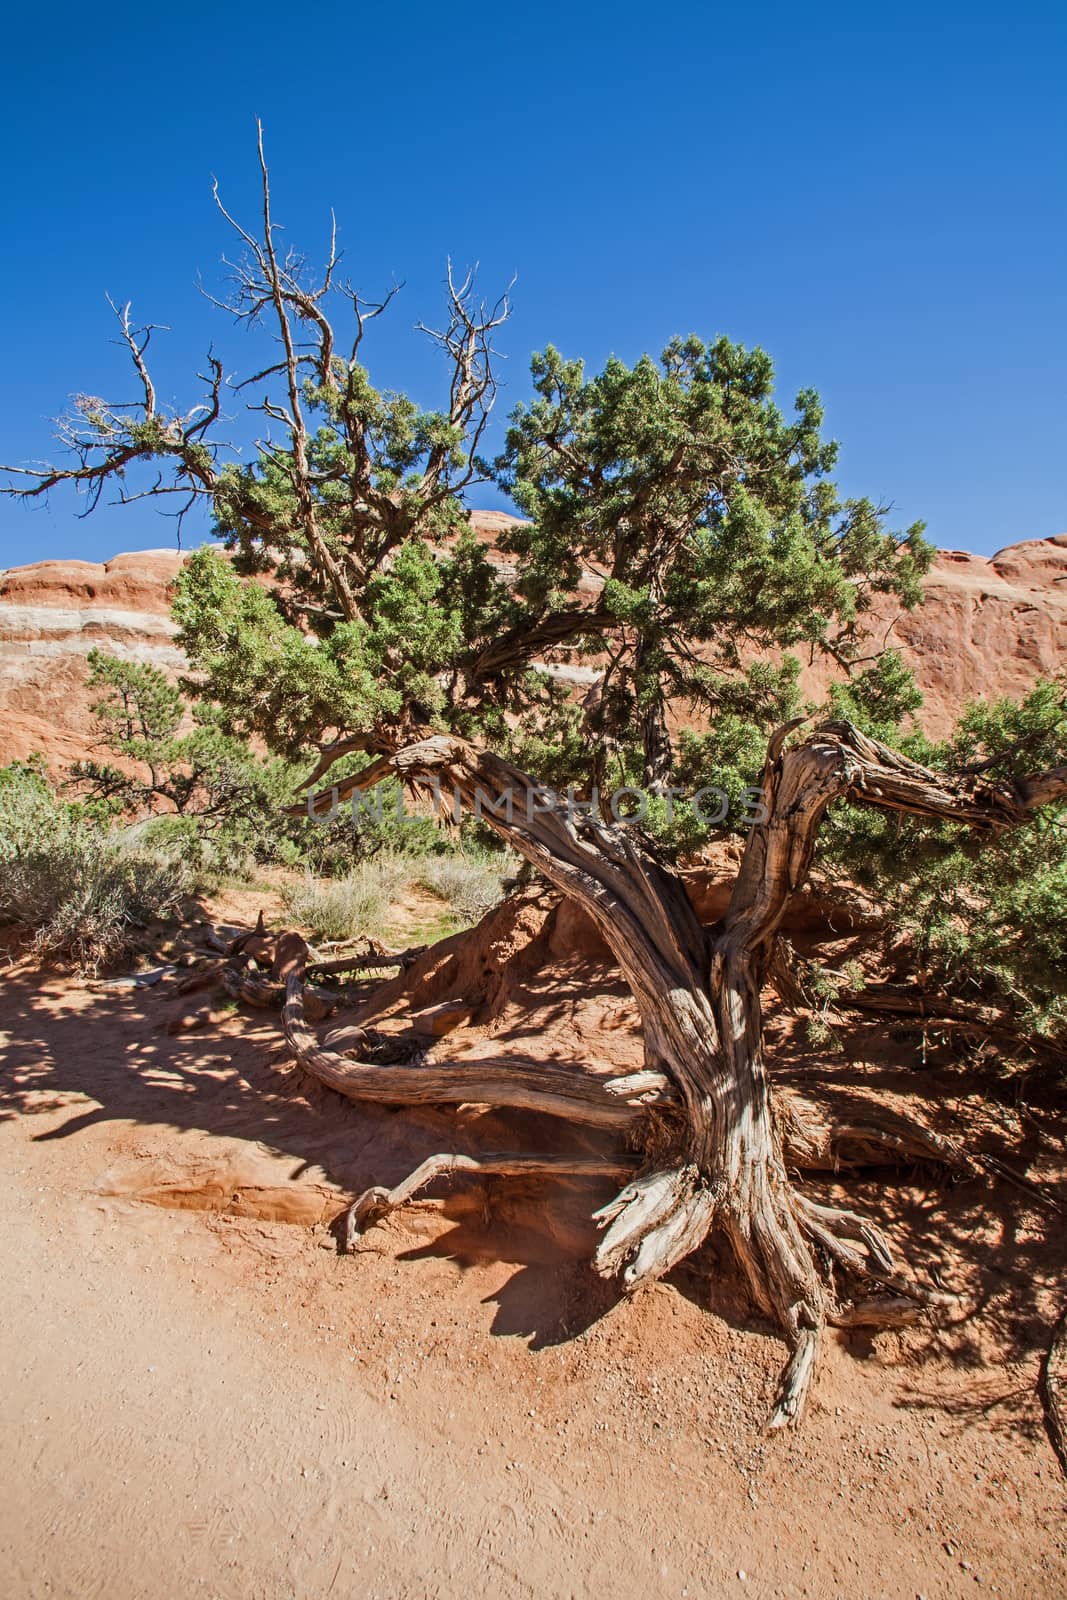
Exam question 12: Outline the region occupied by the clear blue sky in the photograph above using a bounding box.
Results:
[2,0,1064,566]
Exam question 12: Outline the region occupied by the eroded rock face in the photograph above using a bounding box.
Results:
[863,535,1067,737]
[1,525,1064,769]
[0,549,187,767]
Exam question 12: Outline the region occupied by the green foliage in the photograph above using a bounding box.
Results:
[173,537,513,758]
[165,320,933,863]
[901,825,1067,1041]
[74,649,477,877]
[0,758,75,856]
[70,648,310,872]
[820,678,1067,1047]
[300,781,448,877]
[825,649,925,741]
[0,762,190,971]
[490,337,932,805]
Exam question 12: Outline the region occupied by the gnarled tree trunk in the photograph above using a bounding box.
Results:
[287,720,1066,1424]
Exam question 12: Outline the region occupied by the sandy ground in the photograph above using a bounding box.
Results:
[1,950,1066,1599]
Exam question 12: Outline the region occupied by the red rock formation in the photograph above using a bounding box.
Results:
[0,550,187,767]
[1,523,1064,769]
[886,536,1067,734]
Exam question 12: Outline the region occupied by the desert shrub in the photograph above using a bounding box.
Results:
[281,856,410,942]
[0,759,71,856]
[0,762,190,971]
[414,853,509,922]
[22,838,191,971]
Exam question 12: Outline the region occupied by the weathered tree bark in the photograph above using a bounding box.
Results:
[284,719,1067,1425]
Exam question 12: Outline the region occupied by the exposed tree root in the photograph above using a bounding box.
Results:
[221,936,436,1024]
[307,946,425,979]
[830,1297,929,1329]
[592,1166,717,1289]
[274,933,670,1130]
[777,1089,974,1174]
[222,960,365,1019]
[342,1150,635,1253]
[794,1192,956,1309]
[839,985,1067,1066]
[769,1330,819,1428]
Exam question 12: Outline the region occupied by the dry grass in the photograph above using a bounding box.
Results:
[281,850,510,942]
[413,854,509,922]
[281,857,410,942]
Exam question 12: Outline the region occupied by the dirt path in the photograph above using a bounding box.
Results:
[1,969,1065,1598]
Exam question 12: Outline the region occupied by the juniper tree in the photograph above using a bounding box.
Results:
[7,130,1066,1426]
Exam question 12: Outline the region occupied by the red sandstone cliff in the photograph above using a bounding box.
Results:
[865,535,1067,735]
[0,550,187,767]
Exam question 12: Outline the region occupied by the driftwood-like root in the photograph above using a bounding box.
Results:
[275,932,669,1131]
[220,932,422,1022]
[796,1193,896,1275]
[778,1090,972,1175]
[342,1151,635,1253]
[830,1297,928,1328]
[769,1329,819,1428]
[840,985,1066,1066]
[307,947,424,979]
[794,1192,957,1310]
[593,1166,718,1290]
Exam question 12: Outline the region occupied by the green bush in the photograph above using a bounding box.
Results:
[0,762,190,971]
[818,677,1067,1049]
[0,759,70,858]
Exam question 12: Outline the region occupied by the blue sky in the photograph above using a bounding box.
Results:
[1,0,1064,566]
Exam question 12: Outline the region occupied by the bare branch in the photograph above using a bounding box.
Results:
[106,295,158,416]
[4,125,511,626]
[416,258,514,502]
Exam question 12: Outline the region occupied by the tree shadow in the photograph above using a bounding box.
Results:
[1,960,1063,1380]
[0,966,632,1351]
